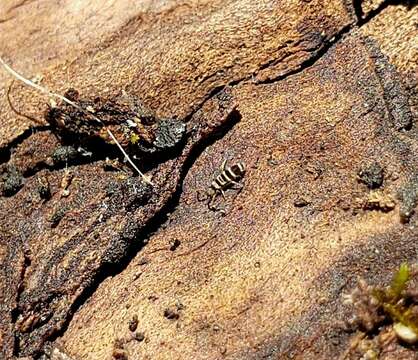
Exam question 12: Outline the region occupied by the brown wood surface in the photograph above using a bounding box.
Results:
[0,1,417,359]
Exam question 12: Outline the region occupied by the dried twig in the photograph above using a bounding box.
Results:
[7,80,45,125]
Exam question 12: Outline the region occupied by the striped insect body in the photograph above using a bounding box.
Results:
[209,160,245,210]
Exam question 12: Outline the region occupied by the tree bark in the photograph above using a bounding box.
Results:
[0,1,416,359]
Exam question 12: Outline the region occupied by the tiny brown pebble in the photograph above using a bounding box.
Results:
[169,239,181,251]
[268,158,279,166]
[133,271,142,280]
[164,308,180,320]
[138,257,149,265]
[294,197,310,207]
[114,338,125,349]
[128,315,139,332]
[134,332,145,342]
[37,177,51,200]
[112,349,128,360]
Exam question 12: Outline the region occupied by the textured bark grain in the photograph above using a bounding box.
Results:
[0,0,416,359]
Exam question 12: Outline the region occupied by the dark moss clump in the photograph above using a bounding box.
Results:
[358,162,384,189]
[51,146,78,165]
[105,180,122,197]
[397,177,418,223]
[120,177,153,207]
[1,166,24,197]
[153,119,186,151]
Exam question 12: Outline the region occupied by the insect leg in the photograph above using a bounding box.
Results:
[230,180,242,187]
[208,192,218,210]
[220,189,226,199]
[197,190,209,202]
[221,159,227,172]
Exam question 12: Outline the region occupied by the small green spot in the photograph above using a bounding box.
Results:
[390,262,410,301]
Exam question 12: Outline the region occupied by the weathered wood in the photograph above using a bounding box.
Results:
[0,1,416,359]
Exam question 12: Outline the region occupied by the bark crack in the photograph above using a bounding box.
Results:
[34,97,241,359]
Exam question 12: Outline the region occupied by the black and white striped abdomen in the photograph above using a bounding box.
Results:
[211,162,245,191]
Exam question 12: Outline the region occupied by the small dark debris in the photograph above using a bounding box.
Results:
[50,207,68,228]
[358,162,384,189]
[164,307,180,320]
[104,158,122,172]
[64,88,80,101]
[133,332,145,342]
[175,301,184,311]
[128,315,139,332]
[133,271,142,281]
[1,166,24,197]
[305,162,323,180]
[105,180,121,196]
[138,257,149,266]
[112,349,128,360]
[169,239,181,251]
[267,156,279,166]
[294,197,310,207]
[51,146,78,165]
[37,177,51,200]
[114,338,125,350]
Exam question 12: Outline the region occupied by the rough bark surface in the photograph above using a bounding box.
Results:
[0,1,416,359]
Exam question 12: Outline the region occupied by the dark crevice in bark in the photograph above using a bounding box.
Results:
[12,250,31,357]
[183,85,227,123]
[22,139,120,178]
[219,22,355,90]
[254,24,353,85]
[0,17,14,24]
[234,0,413,87]
[0,126,49,166]
[30,100,242,360]
[358,0,416,26]
[6,0,36,14]
[353,0,364,23]
[1,87,226,190]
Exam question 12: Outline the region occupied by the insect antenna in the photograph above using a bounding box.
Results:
[0,56,153,185]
